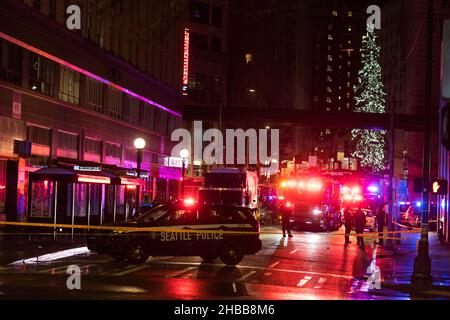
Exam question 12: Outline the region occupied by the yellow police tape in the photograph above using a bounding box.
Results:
[0,220,420,240]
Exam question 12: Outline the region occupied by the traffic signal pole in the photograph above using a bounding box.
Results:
[411,0,434,292]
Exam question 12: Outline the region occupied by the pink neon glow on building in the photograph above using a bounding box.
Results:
[0,32,181,117]
[182,28,190,96]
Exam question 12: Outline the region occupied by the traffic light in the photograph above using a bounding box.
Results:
[431,179,448,195]
[441,103,450,149]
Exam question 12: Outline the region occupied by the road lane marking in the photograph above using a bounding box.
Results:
[297,276,312,287]
[232,282,237,293]
[267,261,280,268]
[39,264,95,274]
[237,270,256,281]
[290,249,298,254]
[154,261,354,279]
[314,277,328,289]
[113,264,150,276]
[167,266,197,278]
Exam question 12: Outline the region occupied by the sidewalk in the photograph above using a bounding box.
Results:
[0,227,87,265]
[372,232,450,299]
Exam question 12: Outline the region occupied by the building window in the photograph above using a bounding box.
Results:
[0,41,23,84]
[348,11,353,17]
[347,72,351,77]
[328,24,333,30]
[29,53,55,97]
[59,65,80,105]
[327,55,333,62]
[84,138,101,155]
[58,131,78,151]
[348,25,352,31]
[327,76,332,82]
[327,65,332,72]
[211,37,222,53]
[189,0,209,25]
[187,73,207,102]
[327,87,332,93]
[190,32,209,51]
[328,34,333,41]
[28,126,51,146]
[84,77,103,113]
[212,6,222,27]
[106,142,121,159]
[124,95,140,126]
[326,97,332,103]
[332,10,338,16]
[105,87,123,119]
[313,96,319,102]
[140,103,155,131]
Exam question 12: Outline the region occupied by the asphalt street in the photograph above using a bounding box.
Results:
[0,226,410,300]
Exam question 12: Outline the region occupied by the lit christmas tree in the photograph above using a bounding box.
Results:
[351,25,386,172]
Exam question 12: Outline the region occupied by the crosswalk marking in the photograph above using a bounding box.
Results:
[314,277,328,289]
[167,266,197,278]
[112,265,150,276]
[237,270,256,281]
[297,276,312,287]
[267,261,280,268]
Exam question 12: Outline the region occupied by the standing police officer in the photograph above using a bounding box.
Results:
[343,206,353,244]
[354,206,367,249]
[281,205,293,238]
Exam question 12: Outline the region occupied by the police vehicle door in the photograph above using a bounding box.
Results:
[158,207,199,255]
[192,206,226,255]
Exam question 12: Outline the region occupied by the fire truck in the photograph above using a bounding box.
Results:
[277,173,342,231]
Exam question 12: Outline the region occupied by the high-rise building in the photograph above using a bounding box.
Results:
[0,0,186,226]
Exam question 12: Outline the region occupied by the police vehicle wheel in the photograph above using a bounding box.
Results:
[126,241,149,264]
[200,255,218,262]
[219,243,244,266]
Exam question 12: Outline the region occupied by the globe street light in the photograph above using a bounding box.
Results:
[134,138,145,216]
[180,149,189,198]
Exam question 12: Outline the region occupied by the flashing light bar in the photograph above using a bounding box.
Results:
[78,175,110,184]
[183,198,195,206]
[367,185,379,193]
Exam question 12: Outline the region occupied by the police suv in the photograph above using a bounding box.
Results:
[87,203,262,265]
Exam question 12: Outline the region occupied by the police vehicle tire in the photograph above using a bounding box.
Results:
[126,240,150,264]
[200,255,218,262]
[219,242,244,265]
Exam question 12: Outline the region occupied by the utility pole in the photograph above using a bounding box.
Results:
[411,0,434,292]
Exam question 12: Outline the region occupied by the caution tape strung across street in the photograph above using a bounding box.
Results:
[0,220,421,240]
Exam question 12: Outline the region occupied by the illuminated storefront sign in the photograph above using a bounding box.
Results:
[73,165,101,172]
[164,157,184,168]
[182,28,190,95]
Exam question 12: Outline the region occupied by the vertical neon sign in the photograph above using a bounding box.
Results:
[182,28,190,95]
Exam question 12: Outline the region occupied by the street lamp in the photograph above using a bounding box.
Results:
[180,148,189,199]
[134,138,145,215]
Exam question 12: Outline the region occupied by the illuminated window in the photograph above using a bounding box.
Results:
[347,61,351,67]
[326,97,332,103]
[327,55,333,62]
[314,96,319,102]
[328,45,332,51]
[338,96,341,100]
[245,53,253,64]
[347,82,351,88]
[326,107,331,111]
[347,72,351,77]
[327,65,332,72]
[328,34,333,41]
[346,103,350,108]
[327,76,332,82]
[348,11,353,17]
[327,86,332,93]
[348,25,352,31]
[346,92,351,98]
[332,10,337,16]
[348,40,352,45]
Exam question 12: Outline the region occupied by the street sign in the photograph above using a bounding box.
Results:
[431,179,448,195]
